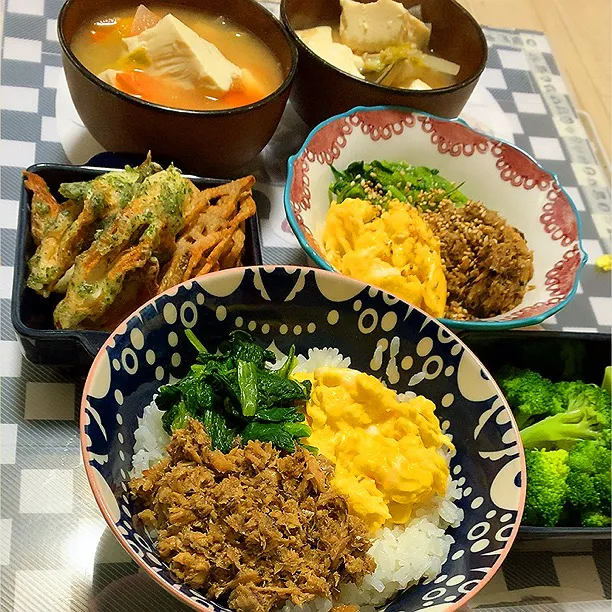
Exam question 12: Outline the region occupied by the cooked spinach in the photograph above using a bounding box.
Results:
[329,160,468,210]
[201,409,237,454]
[255,369,310,410]
[221,329,275,368]
[156,330,313,453]
[161,399,190,434]
[277,345,297,379]
[241,421,313,452]
[237,360,258,417]
[185,329,207,354]
[255,407,306,423]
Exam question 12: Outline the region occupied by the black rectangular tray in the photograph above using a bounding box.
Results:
[461,329,611,539]
[12,163,263,369]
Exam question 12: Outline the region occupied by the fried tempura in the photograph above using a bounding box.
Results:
[159,176,255,291]
[54,166,194,330]
[26,155,161,297]
[87,259,160,331]
[25,170,83,296]
[24,158,257,331]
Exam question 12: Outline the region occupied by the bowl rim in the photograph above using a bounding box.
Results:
[283,104,589,330]
[58,0,298,117]
[80,264,527,612]
[279,0,488,96]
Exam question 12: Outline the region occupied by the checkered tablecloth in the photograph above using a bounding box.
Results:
[0,0,611,610]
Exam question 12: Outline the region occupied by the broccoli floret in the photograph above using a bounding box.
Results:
[524,448,569,527]
[566,440,611,526]
[567,438,611,477]
[520,383,610,450]
[556,380,588,404]
[563,383,611,427]
[581,512,612,528]
[502,368,611,528]
[497,366,564,429]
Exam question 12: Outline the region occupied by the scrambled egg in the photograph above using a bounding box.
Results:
[295,367,453,533]
[322,198,447,317]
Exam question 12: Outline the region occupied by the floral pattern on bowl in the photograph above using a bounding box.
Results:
[284,106,588,330]
[81,266,526,612]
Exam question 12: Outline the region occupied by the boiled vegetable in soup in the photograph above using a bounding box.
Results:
[71,4,283,111]
[296,0,460,90]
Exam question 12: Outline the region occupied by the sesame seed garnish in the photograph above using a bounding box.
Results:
[422,200,534,320]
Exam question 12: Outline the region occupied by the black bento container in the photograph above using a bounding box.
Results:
[462,330,612,539]
[12,162,263,369]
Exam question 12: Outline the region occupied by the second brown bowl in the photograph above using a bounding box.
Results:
[281,0,488,127]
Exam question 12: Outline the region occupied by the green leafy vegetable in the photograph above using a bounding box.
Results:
[156,382,182,412]
[255,369,310,410]
[185,328,207,354]
[284,422,313,438]
[156,330,314,454]
[221,330,275,368]
[277,345,298,379]
[201,408,236,454]
[237,360,258,417]
[161,399,191,434]
[329,160,468,210]
[255,407,306,423]
[241,421,312,452]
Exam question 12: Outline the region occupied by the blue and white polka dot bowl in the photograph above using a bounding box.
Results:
[81,265,526,612]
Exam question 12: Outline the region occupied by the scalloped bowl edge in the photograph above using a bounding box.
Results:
[284,105,588,331]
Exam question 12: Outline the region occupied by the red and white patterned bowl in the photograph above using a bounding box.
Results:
[284,106,587,330]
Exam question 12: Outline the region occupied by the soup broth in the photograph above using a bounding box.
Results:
[295,0,460,91]
[329,26,454,89]
[71,5,284,111]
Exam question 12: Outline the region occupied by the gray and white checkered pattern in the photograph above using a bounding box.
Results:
[0,0,610,610]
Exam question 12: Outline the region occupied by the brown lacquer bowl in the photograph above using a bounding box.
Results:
[58,0,297,176]
[280,0,487,127]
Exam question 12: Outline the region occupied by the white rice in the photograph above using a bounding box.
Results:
[130,399,170,478]
[130,347,464,609]
[295,347,352,372]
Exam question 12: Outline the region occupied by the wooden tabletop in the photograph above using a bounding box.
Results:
[458,0,611,162]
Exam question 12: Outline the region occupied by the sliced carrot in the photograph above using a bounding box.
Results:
[221,71,269,108]
[118,17,135,37]
[114,70,161,100]
[130,5,161,36]
[89,29,109,43]
[221,89,261,109]
[113,69,268,110]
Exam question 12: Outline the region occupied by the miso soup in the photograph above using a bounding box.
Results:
[71,4,284,111]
